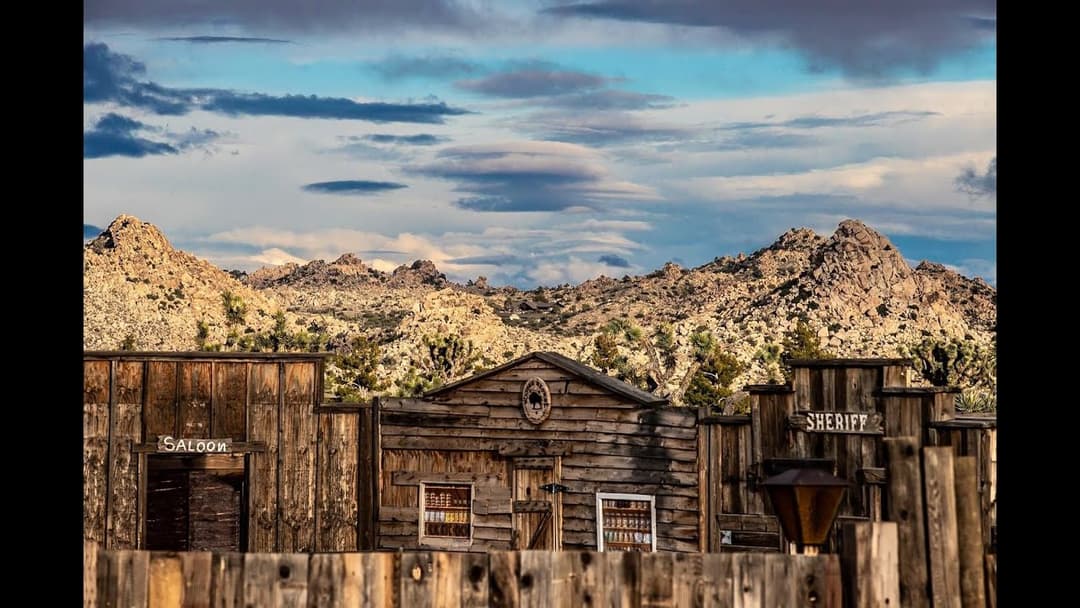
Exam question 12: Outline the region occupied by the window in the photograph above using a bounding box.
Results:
[596,493,656,552]
[420,483,473,545]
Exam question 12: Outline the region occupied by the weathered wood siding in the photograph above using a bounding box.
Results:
[380,358,701,552]
[83,353,378,553]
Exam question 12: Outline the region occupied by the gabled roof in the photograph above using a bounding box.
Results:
[424,351,669,406]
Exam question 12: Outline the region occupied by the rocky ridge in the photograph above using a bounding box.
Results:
[84,215,996,402]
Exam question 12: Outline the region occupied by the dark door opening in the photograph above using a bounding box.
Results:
[145,454,247,551]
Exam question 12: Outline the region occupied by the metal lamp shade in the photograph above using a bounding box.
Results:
[761,468,848,548]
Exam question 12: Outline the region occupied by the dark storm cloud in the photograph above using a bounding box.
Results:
[364,133,446,145]
[84,43,469,123]
[457,61,612,98]
[598,254,630,267]
[955,156,996,197]
[85,1,481,32]
[301,180,408,195]
[372,55,483,80]
[412,142,654,212]
[83,112,224,158]
[544,1,995,78]
[157,36,292,44]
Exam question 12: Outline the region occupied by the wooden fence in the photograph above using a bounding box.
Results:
[86,544,844,607]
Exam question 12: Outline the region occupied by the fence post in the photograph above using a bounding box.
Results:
[884,437,930,608]
[840,521,900,607]
[84,541,98,608]
[923,447,961,608]
[954,456,987,608]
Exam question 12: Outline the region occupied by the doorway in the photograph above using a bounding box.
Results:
[144,454,247,551]
[511,458,562,550]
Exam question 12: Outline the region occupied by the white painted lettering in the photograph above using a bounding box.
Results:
[859,414,869,431]
[825,413,834,430]
[163,436,175,451]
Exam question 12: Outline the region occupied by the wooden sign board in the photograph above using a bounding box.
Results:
[156,435,233,454]
[789,411,884,435]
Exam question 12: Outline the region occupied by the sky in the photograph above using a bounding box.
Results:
[83,1,997,288]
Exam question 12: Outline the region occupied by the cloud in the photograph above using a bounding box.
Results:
[363,133,445,146]
[598,254,630,267]
[411,140,659,212]
[372,54,483,80]
[457,61,613,98]
[157,36,292,44]
[301,180,408,195]
[722,110,941,131]
[521,111,687,146]
[544,1,995,78]
[954,156,996,197]
[84,113,178,158]
[84,112,225,159]
[84,42,469,123]
[85,0,483,32]
[538,89,675,111]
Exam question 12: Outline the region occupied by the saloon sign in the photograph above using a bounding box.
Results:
[156,435,233,453]
[789,411,884,435]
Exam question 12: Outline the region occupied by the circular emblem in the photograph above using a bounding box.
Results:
[522,377,552,424]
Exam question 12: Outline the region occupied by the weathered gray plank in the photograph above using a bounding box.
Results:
[178,361,212,439]
[884,437,929,608]
[108,361,144,549]
[731,553,764,608]
[180,552,213,607]
[953,457,987,608]
[316,412,359,551]
[461,551,491,608]
[489,551,520,608]
[247,363,279,552]
[84,361,111,544]
[400,552,436,608]
[604,551,641,608]
[923,447,961,608]
[841,522,900,608]
[85,541,99,608]
[242,553,309,608]
[518,551,552,608]
[209,552,244,608]
[212,362,247,440]
[641,552,674,608]
[102,550,149,608]
[280,363,317,552]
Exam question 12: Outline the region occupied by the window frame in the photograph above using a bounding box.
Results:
[418,481,475,548]
[595,492,657,552]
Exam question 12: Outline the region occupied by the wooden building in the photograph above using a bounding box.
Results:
[375,351,701,553]
[82,351,376,554]
[83,351,995,557]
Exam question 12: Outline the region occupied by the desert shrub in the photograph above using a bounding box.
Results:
[222,291,247,325]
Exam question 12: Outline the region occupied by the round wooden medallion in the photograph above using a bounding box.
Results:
[522,377,552,424]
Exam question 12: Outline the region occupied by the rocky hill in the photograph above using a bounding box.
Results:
[83,215,996,404]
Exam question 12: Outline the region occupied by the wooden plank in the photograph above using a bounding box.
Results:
[400,552,436,608]
[953,457,987,608]
[984,554,996,608]
[242,553,309,607]
[102,550,149,608]
[84,360,111,544]
[248,363,279,552]
[178,362,212,439]
[209,553,244,608]
[316,412,359,551]
[393,471,507,486]
[763,554,796,608]
[518,551,552,608]
[551,551,582,608]
[430,552,463,608]
[345,552,397,608]
[792,555,842,608]
[212,362,248,440]
[604,551,641,608]
[381,412,698,439]
[489,551,520,608]
[280,362,317,552]
[700,553,733,608]
[641,552,674,608]
[84,541,99,608]
[180,552,213,607]
[730,553,764,608]
[789,411,883,435]
[670,553,702,608]
[144,360,178,438]
[148,552,183,608]
[884,437,929,608]
[108,361,144,549]
[841,522,900,608]
[923,447,962,608]
[460,552,490,608]
[308,553,345,608]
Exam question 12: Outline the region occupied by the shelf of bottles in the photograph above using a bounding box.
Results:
[598,495,655,552]
[421,484,472,540]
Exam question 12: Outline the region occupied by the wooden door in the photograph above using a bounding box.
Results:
[512,458,562,550]
[144,455,246,551]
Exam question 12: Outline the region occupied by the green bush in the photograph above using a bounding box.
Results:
[222,291,247,326]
